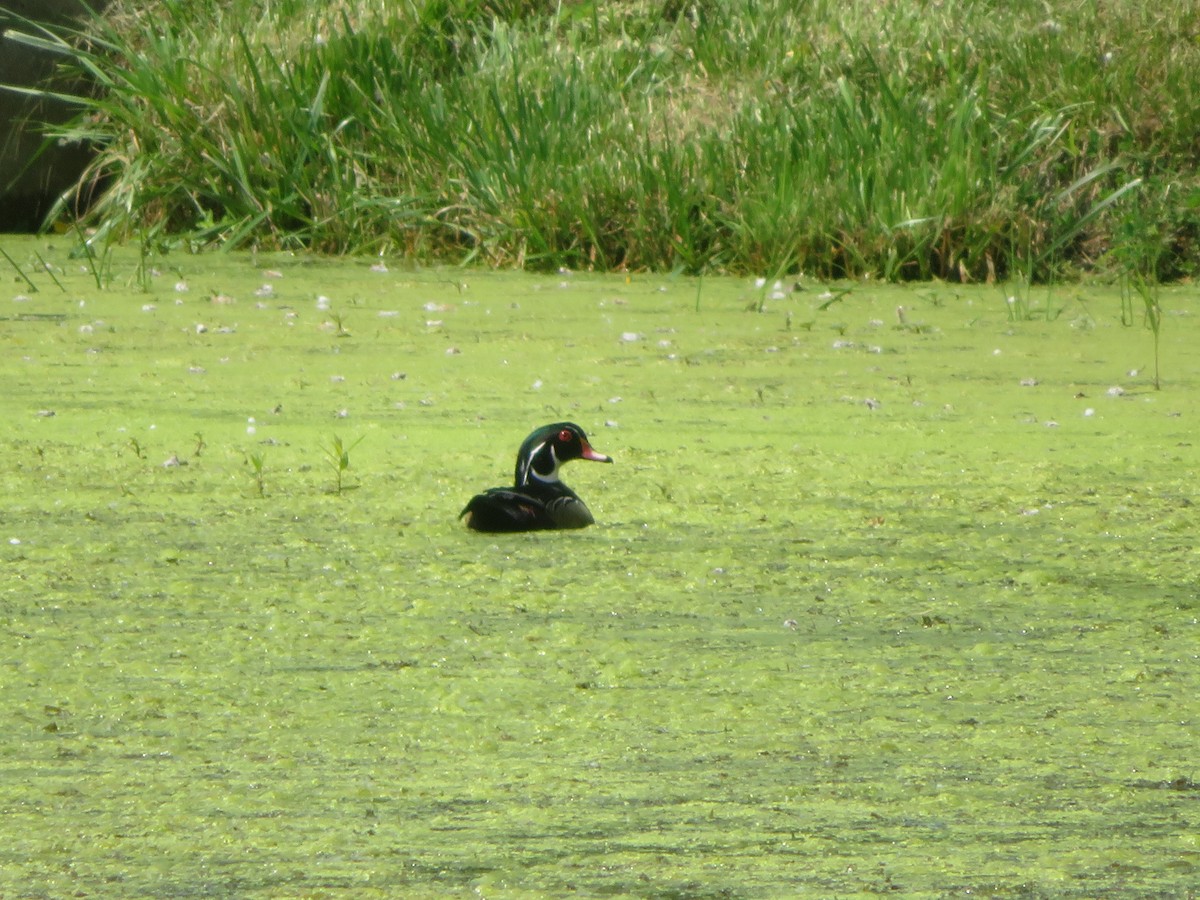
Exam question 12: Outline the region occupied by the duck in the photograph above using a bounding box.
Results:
[460,422,613,532]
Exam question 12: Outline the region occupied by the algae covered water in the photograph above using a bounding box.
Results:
[1,238,1197,897]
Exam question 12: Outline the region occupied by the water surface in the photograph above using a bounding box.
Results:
[2,239,1197,897]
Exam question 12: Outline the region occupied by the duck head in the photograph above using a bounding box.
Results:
[514,422,612,486]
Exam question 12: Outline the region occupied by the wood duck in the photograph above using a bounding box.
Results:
[460,422,613,532]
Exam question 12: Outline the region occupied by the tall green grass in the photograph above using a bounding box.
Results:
[15,0,1200,279]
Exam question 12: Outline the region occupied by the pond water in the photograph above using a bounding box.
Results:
[2,237,1197,897]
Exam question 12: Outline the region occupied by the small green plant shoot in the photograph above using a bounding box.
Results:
[322,434,364,494]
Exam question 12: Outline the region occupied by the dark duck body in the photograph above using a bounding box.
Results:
[460,422,612,532]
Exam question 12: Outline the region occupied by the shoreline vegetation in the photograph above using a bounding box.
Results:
[11,0,1200,280]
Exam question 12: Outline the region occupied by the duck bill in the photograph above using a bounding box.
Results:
[581,442,612,463]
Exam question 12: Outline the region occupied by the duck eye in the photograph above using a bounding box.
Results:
[557,428,573,442]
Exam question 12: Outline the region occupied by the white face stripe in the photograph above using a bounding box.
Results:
[531,442,560,483]
[521,440,561,484]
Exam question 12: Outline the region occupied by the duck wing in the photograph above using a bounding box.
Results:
[460,485,597,532]
[460,488,549,532]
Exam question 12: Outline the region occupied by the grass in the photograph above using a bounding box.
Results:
[0,243,38,291]
[5,0,1198,280]
[1124,274,1164,389]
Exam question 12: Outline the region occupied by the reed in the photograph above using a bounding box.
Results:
[11,0,1199,280]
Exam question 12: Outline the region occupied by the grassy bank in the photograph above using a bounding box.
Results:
[18,0,1200,279]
